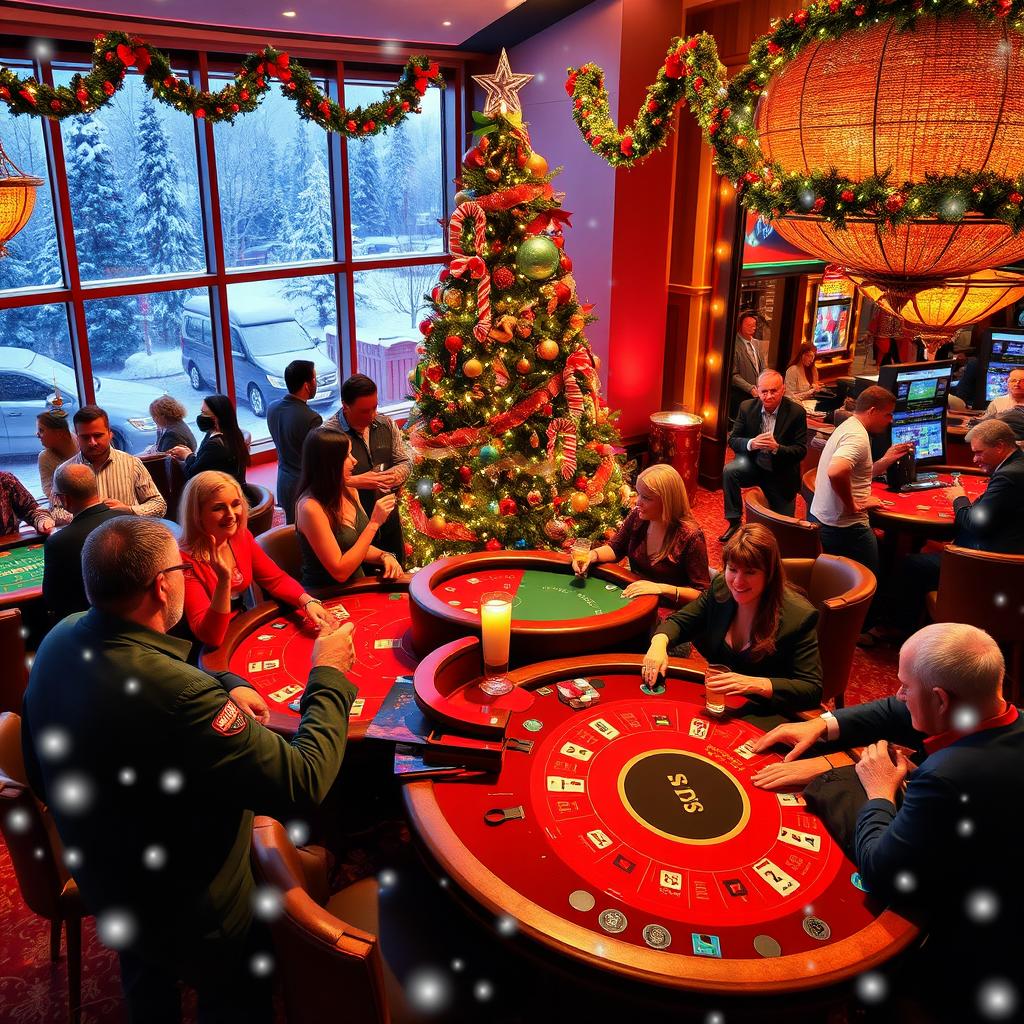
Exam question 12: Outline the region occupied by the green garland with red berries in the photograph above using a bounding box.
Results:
[0,30,442,135]
[566,0,1024,231]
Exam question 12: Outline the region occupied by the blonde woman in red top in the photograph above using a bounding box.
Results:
[179,470,333,647]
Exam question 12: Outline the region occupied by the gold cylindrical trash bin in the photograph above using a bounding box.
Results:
[648,412,703,502]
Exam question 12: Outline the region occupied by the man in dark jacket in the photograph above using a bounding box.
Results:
[267,360,322,524]
[23,517,358,1022]
[720,370,808,543]
[43,463,126,622]
[752,623,1023,1016]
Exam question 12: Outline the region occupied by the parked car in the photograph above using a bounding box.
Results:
[0,347,161,455]
[180,298,339,418]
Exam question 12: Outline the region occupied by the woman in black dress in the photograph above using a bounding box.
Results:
[167,394,249,488]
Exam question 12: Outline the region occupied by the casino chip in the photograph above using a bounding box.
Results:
[598,909,628,934]
[642,924,672,950]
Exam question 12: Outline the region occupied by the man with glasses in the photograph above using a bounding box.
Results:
[719,369,808,543]
[22,517,359,1023]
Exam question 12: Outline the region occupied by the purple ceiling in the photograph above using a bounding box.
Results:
[3,0,594,49]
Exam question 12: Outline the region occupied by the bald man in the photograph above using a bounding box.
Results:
[752,623,1024,1009]
[983,366,1024,418]
[42,463,126,622]
[720,370,808,543]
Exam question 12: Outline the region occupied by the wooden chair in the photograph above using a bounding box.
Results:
[245,483,276,538]
[926,546,1024,703]
[0,608,28,714]
[800,467,818,510]
[783,555,877,707]
[0,713,84,1024]
[250,816,394,1024]
[256,524,302,579]
[744,488,822,560]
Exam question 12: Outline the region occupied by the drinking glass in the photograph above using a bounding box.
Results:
[479,591,514,696]
[570,538,592,576]
[704,663,729,716]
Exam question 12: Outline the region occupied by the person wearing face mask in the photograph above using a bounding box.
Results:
[295,429,402,592]
[22,516,360,1023]
[142,396,197,457]
[166,394,249,488]
[576,463,710,605]
[178,471,333,648]
[641,524,823,713]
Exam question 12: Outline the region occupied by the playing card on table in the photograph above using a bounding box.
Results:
[753,857,800,895]
[559,741,594,762]
[688,718,710,739]
[546,775,586,793]
[374,638,400,649]
[269,683,303,703]
[777,826,821,853]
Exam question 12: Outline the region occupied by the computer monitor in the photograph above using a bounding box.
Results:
[875,360,953,411]
[982,329,1024,403]
[890,407,947,464]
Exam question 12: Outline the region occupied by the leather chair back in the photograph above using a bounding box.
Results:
[141,453,188,522]
[744,488,822,560]
[800,467,818,511]
[929,546,1024,701]
[0,608,27,714]
[783,555,876,706]
[251,817,389,1024]
[245,483,276,538]
[256,524,302,579]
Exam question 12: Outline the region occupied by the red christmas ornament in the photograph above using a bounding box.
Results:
[793,9,809,27]
[854,4,865,15]
[542,403,554,417]
[841,188,856,202]
[485,538,503,551]
[425,364,443,383]
[574,475,587,490]
[620,136,633,157]
[526,489,543,507]
[646,99,658,113]
[498,497,518,516]
[560,254,573,273]
[812,197,826,212]
[432,482,443,494]
[493,266,516,290]
[419,318,435,336]
[885,192,907,213]
[1011,192,1023,204]
[444,335,464,354]
[430,418,445,434]
[103,81,116,96]
[458,465,473,485]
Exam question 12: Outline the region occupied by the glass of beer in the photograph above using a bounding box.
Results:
[570,538,592,576]
[704,663,729,717]
[479,591,514,696]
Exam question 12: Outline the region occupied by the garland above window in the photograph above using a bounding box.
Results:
[0,30,443,135]
[564,0,1024,231]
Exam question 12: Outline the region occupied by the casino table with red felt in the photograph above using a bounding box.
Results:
[409,550,658,663]
[406,651,917,994]
[867,469,987,536]
[201,577,417,738]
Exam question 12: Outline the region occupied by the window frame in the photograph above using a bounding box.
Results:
[0,23,466,451]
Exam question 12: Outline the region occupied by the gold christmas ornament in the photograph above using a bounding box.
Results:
[536,338,559,361]
[429,513,447,531]
[443,288,464,309]
[569,491,590,514]
[516,236,560,280]
[463,358,484,378]
[524,152,549,178]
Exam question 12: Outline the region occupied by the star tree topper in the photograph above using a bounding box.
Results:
[472,49,534,118]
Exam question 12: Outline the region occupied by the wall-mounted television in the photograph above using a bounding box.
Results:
[811,271,856,355]
[980,328,1024,402]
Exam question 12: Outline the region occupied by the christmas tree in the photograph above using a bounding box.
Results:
[402,51,631,565]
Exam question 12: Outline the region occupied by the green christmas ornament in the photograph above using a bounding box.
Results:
[479,444,500,465]
[515,236,560,281]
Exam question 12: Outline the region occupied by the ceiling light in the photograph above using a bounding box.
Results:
[281,10,297,17]
[442,20,452,26]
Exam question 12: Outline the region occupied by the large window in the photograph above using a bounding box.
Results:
[0,38,455,500]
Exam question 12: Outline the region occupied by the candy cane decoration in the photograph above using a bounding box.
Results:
[546,417,578,480]
[448,201,492,342]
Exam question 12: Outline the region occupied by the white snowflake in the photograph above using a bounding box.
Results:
[977,978,1019,1020]
[496,914,518,936]
[285,819,309,846]
[952,706,981,731]
[142,845,167,870]
[64,847,83,869]
[159,769,184,794]
[124,678,141,695]
[249,952,274,978]
[5,808,30,833]
[38,727,71,761]
[378,869,397,890]
[52,773,94,815]
[118,767,137,786]
[473,980,494,1002]
[450,958,464,972]
[957,819,975,838]
[252,886,283,921]
[97,909,137,950]
[893,871,917,893]
[965,889,999,924]
[406,968,451,1013]
[856,971,888,1004]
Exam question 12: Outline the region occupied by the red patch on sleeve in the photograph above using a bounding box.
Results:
[212,699,247,736]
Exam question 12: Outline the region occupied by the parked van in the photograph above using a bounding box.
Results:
[180,298,338,417]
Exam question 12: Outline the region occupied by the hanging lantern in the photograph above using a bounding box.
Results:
[0,139,43,258]
[846,268,1024,342]
[755,16,1024,298]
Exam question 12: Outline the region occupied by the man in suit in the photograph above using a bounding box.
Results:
[885,418,1024,637]
[267,360,323,524]
[42,463,126,622]
[730,311,765,415]
[719,370,808,543]
[751,622,1023,1015]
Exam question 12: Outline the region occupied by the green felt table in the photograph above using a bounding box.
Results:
[0,541,44,599]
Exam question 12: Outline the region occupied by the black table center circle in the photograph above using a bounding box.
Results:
[617,749,750,846]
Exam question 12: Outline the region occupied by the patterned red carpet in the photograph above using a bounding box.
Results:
[0,484,902,1024]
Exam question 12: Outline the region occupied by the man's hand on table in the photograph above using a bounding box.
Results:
[230,686,270,725]
[313,621,356,675]
[752,756,832,791]
[753,718,827,759]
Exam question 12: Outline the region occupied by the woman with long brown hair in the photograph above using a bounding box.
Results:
[295,429,401,591]
[641,524,822,712]
[785,341,823,402]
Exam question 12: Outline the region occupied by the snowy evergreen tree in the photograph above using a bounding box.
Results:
[283,125,314,231]
[134,96,201,346]
[385,126,417,244]
[64,116,137,370]
[348,143,387,239]
[284,153,335,328]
